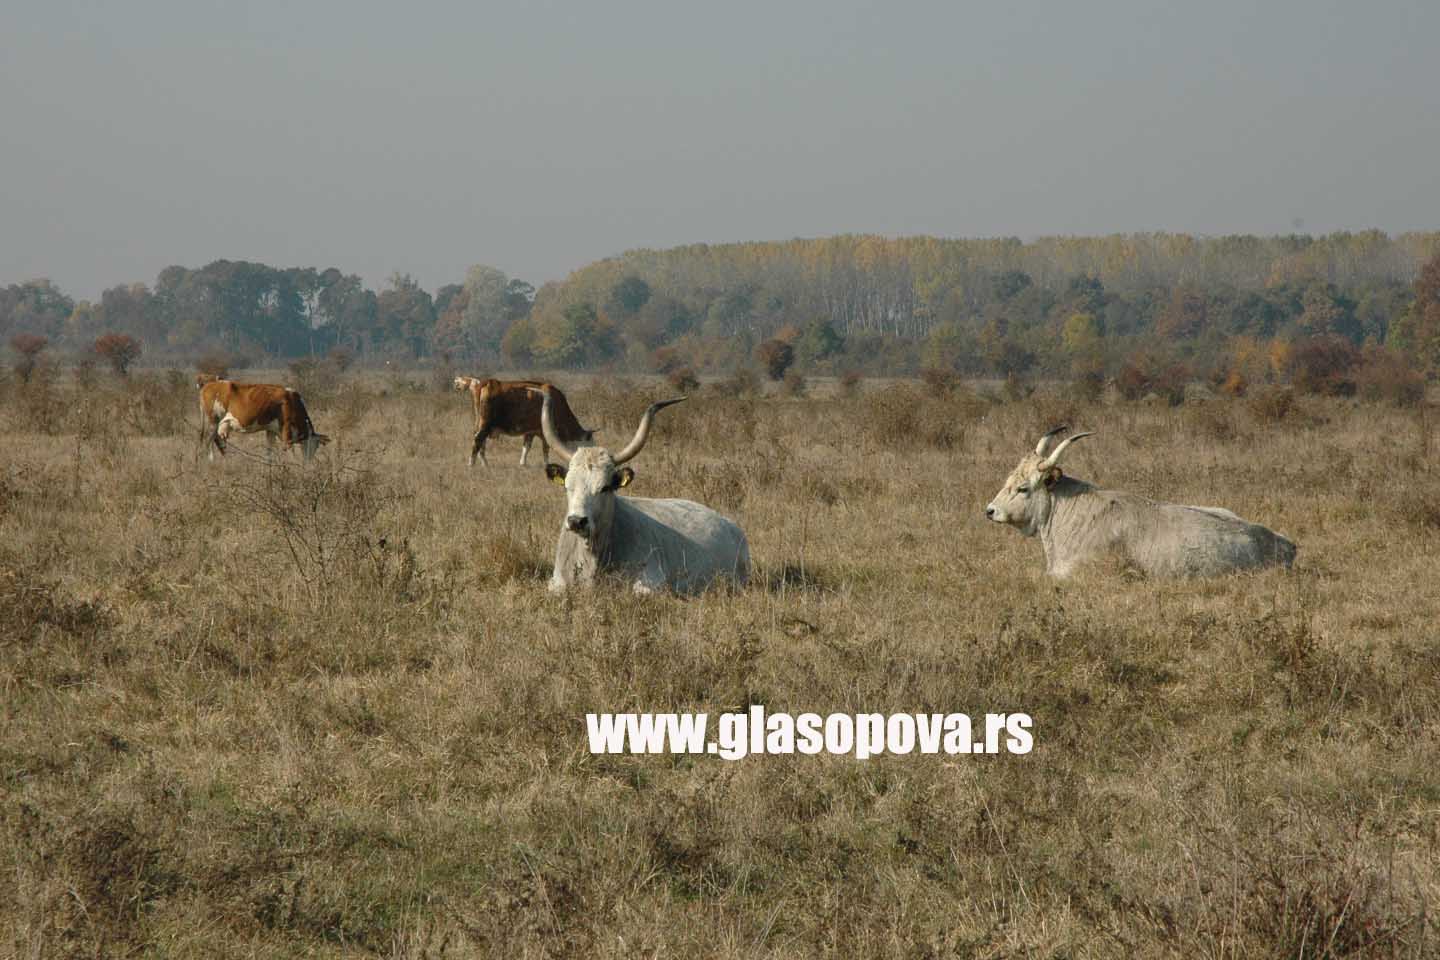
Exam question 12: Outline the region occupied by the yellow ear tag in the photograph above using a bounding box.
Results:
[550,472,567,486]
[617,468,634,488]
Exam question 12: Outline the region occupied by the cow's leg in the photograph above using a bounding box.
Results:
[539,436,551,466]
[519,434,536,466]
[213,415,240,459]
[265,428,278,460]
[469,425,491,468]
[202,418,218,461]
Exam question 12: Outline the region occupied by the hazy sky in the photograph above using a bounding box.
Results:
[3,0,1437,300]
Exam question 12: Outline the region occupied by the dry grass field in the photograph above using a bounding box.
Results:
[2,367,1438,958]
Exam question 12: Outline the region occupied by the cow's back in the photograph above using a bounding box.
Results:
[199,379,234,418]
[477,379,543,434]
[1139,501,1296,576]
[613,496,751,593]
[477,379,588,440]
[1046,481,1295,577]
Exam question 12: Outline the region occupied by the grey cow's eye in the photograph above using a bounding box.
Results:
[1016,485,1030,495]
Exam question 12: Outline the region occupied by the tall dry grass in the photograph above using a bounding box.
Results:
[1,371,1437,957]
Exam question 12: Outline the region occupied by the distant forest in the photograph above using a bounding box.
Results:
[6,232,1440,387]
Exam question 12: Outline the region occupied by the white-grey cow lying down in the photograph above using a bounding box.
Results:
[985,427,1297,578]
[535,388,751,595]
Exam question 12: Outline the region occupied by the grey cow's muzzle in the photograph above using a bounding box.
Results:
[565,515,590,536]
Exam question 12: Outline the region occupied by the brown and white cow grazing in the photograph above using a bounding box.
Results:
[453,375,594,467]
[198,377,330,461]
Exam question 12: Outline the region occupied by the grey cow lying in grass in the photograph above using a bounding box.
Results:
[985,427,1297,578]
[535,388,751,596]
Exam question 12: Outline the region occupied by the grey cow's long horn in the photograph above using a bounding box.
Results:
[1040,431,1094,469]
[537,387,577,463]
[1034,424,1071,457]
[612,396,687,465]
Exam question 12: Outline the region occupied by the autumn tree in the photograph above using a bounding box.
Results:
[1061,312,1105,381]
[991,270,1032,302]
[460,266,507,350]
[0,279,73,342]
[9,333,48,383]
[921,321,967,371]
[1286,335,1360,396]
[534,302,617,368]
[94,333,142,376]
[1155,287,1208,339]
[431,283,469,358]
[606,276,652,316]
[977,317,1036,376]
[500,317,538,366]
[1116,351,1190,405]
[375,273,436,359]
[1390,249,1440,375]
[1216,335,1272,395]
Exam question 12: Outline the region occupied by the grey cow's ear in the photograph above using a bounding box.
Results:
[611,467,634,490]
[546,463,567,485]
[1044,467,1063,488]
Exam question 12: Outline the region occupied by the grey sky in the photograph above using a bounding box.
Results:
[3,0,1437,301]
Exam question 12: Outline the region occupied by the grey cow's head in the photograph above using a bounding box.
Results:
[538,388,686,544]
[985,426,1093,536]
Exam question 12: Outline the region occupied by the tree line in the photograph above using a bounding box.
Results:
[5,232,1440,386]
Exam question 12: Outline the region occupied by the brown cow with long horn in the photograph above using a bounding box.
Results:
[535,387,750,595]
[453,376,593,467]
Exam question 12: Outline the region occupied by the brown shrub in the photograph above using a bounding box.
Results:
[94,332,142,376]
[859,383,984,450]
[667,366,700,393]
[1115,362,1150,401]
[651,346,685,375]
[1354,347,1426,407]
[1218,369,1248,397]
[919,366,961,397]
[711,366,760,398]
[1116,356,1190,406]
[755,339,794,381]
[9,333,48,384]
[1287,335,1360,396]
[1247,384,1296,423]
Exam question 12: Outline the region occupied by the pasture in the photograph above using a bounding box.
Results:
[2,369,1438,957]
